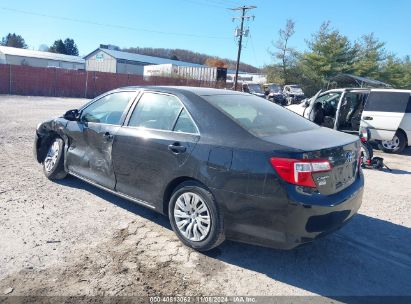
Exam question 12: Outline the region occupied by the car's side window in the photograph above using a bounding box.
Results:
[365,92,410,113]
[128,93,184,131]
[81,92,135,125]
[173,109,198,134]
[406,95,411,113]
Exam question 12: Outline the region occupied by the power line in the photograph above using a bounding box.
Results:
[0,6,231,40]
[230,5,256,90]
[180,0,228,9]
[210,0,241,5]
[206,0,236,7]
[249,34,261,68]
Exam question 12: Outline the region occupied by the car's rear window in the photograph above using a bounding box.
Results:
[203,94,318,137]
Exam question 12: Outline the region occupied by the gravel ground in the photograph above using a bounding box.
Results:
[0,95,410,299]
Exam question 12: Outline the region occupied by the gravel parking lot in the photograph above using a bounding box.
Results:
[0,95,410,299]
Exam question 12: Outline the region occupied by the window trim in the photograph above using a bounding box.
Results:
[79,90,139,126]
[124,91,200,135]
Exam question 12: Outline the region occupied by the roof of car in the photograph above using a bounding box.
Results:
[117,86,246,96]
[321,88,370,93]
[370,88,411,93]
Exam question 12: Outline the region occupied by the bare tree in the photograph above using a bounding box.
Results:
[269,19,296,84]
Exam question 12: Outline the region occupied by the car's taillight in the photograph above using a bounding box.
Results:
[358,143,363,167]
[269,157,332,188]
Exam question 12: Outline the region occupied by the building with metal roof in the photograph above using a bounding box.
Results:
[84,46,205,75]
[0,45,85,70]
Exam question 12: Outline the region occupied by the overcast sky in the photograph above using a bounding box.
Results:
[1,0,410,67]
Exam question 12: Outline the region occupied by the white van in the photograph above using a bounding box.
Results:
[287,88,411,153]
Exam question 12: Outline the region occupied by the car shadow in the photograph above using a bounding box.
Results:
[402,147,411,156]
[57,176,411,297]
[56,176,172,229]
[372,145,411,156]
[385,168,411,175]
[206,216,411,297]
[362,167,411,175]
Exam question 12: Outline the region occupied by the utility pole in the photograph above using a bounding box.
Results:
[230,5,256,91]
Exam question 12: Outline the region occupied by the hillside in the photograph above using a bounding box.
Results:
[121,47,260,73]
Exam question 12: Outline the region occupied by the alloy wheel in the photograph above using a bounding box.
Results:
[44,140,60,172]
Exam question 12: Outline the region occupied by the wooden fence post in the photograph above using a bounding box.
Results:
[54,68,57,97]
[85,71,88,98]
[9,64,11,95]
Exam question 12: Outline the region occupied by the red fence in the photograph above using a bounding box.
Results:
[0,64,225,98]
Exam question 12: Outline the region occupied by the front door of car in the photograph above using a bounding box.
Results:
[65,91,136,189]
[360,91,410,140]
[303,90,322,119]
[112,92,199,204]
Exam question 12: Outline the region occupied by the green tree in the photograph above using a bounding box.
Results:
[380,55,411,89]
[264,64,284,84]
[402,56,411,89]
[269,19,297,84]
[265,21,411,93]
[302,22,357,87]
[0,33,27,48]
[49,38,79,55]
[63,38,79,56]
[352,33,386,79]
[49,39,66,54]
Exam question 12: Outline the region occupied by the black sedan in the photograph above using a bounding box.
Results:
[34,86,364,251]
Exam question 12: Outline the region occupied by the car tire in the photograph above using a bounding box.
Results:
[42,137,67,180]
[378,131,407,154]
[168,181,225,251]
[360,141,373,165]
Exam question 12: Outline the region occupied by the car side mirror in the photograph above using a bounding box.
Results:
[64,109,80,121]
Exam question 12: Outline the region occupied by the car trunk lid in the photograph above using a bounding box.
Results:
[265,128,360,195]
[308,141,359,195]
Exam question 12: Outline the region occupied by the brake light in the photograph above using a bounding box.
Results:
[269,157,332,188]
[358,143,363,167]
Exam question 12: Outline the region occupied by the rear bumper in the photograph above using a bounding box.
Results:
[219,172,364,250]
[284,173,364,248]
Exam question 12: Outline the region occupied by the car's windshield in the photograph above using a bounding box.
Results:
[268,84,281,92]
[204,94,319,137]
[316,92,342,105]
[248,84,263,93]
[288,85,303,92]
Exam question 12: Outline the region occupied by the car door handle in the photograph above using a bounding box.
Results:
[168,143,186,154]
[363,116,373,120]
[103,132,114,140]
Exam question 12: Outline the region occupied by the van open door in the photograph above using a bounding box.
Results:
[302,90,322,119]
[360,91,410,141]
